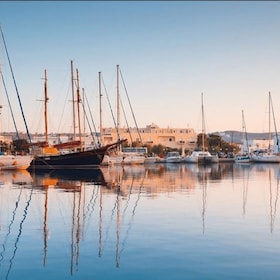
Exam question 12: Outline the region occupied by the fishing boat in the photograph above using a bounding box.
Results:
[28,65,125,170]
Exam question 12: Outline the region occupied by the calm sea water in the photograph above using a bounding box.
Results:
[0,162,279,280]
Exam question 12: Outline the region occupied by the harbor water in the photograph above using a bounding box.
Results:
[0,162,279,279]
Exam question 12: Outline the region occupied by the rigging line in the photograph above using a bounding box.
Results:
[0,187,23,267]
[269,92,280,152]
[120,96,133,144]
[119,67,143,145]
[81,98,97,146]
[101,75,120,141]
[83,92,99,145]
[0,71,20,139]
[242,110,250,153]
[0,26,32,146]
[56,81,71,133]
[5,187,33,280]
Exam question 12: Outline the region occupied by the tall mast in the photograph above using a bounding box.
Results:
[44,69,48,143]
[268,91,280,153]
[201,92,205,152]
[0,63,2,135]
[0,26,32,144]
[76,68,82,150]
[268,91,271,151]
[242,110,249,153]
[116,65,120,131]
[99,71,102,146]
[82,88,85,136]
[70,60,76,139]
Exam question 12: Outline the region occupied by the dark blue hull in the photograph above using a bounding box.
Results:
[28,140,125,170]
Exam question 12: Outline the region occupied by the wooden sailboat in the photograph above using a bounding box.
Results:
[28,63,125,170]
[251,92,280,163]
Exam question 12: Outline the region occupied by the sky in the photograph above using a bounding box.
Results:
[0,1,280,135]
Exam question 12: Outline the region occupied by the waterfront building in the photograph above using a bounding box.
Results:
[101,123,197,151]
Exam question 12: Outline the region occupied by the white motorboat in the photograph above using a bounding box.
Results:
[185,150,217,164]
[234,153,251,163]
[163,151,183,163]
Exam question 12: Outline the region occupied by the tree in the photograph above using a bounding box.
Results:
[151,144,165,156]
[12,139,30,154]
[197,133,239,154]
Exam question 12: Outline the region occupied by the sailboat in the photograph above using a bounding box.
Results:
[184,93,217,164]
[101,65,146,166]
[0,81,32,170]
[0,27,33,170]
[234,110,251,163]
[28,64,125,170]
[251,92,280,163]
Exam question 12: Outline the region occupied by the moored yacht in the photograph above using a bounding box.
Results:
[184,150,217,165]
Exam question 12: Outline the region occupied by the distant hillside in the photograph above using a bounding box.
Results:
[212,131,272,144]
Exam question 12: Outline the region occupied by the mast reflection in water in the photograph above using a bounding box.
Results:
[0,163,280,279]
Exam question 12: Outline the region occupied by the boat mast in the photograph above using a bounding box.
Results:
[0,26,32,145]
[269,92,280,153]
[70,60,76,140]
[99,71,102,146]
[269,92,271,152]
[117,65,120,132]
[201,92,205,152]
[0,63,2,137]
[76,68,82,150]
[242,110,249,153]
[43,69,49,144]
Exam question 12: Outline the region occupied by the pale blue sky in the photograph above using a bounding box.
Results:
[0,1,280,134]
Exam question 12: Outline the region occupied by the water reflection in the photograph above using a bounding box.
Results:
[268,167,280,233]
[0,163,280,279]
